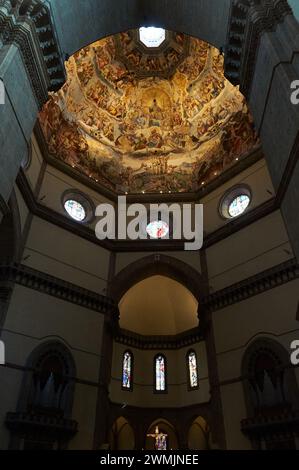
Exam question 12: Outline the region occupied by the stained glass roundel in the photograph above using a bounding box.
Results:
[228,194,250,218]
[64,199,86,222]
[220,185,252,220]
[146,221,169,239]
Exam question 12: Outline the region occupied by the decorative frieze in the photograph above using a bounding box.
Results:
[0,0,65,106]
[0,263,118,317]
[114,327,203,350]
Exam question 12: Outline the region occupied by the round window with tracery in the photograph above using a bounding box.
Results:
[62,190,95,224]
[220,186,252,219]
[64,199,86,222]
[146,220,169,239]
[228,194,251,218]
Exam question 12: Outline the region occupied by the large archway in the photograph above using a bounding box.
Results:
[119,275,199,335]
[110,254,205,303]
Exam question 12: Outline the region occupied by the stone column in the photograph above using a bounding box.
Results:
[200,250,227,449]
[93,309,119,449]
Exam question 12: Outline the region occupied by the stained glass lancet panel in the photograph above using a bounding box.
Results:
[122,351,132,389]
[155,355,166,391]
[188,351,199,389]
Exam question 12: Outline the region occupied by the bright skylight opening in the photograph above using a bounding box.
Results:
[139,27,166,48]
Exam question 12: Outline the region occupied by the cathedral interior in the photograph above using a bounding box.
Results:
[0,0,299,451]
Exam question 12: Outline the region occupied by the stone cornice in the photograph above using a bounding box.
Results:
[0,258,297,336]
[114,327,204,350]
[225,0,293,95]
[0,263,118,317]
[202,258,299,312]
[0,0,65,106]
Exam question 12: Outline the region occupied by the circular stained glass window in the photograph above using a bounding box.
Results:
[228,194,251,218]
[146,220,169,239]
[64,199,86,222]
[219,185,252,219]
[139,27,166,48]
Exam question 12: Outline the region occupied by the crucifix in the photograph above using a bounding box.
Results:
[147,426,168,450]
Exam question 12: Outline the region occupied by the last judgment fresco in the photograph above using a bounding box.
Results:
[39,30,259,194]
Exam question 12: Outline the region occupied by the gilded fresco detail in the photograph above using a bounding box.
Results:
[39,31,259,194]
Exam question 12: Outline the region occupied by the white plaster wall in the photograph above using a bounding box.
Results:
[206,210,293,291]
[23,216,110,294]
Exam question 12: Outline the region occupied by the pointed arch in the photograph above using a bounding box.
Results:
[17,340,76,416]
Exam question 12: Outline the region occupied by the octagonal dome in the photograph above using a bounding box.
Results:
[39,29,259,196]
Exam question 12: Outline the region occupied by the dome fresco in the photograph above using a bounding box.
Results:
[39,29,259,195]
